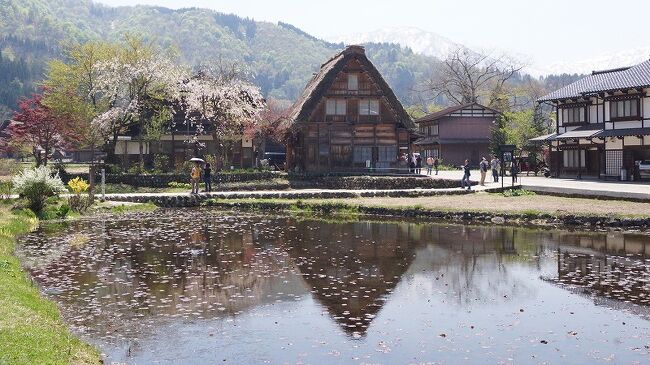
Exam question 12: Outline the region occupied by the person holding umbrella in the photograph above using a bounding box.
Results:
[189,157,204,194]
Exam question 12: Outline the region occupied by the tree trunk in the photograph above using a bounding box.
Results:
[170,129,175,170]
[88,143,95,200]
[138,118,144,170]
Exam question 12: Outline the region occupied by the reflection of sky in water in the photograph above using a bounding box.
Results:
[16,209,650,364]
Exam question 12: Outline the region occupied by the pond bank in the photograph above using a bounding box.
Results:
[0,204,101,365]
[203,198,650,231]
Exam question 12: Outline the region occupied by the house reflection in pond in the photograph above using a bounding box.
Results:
[285,220,418,336]
[552,231,650,309]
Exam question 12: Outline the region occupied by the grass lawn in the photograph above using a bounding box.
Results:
[0,202,101,365]
[323,192,650,218]
[209,191,650,219]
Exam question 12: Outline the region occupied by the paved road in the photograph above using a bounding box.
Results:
[421,169,650,199]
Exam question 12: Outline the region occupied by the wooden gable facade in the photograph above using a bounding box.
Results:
[287,45,416,173]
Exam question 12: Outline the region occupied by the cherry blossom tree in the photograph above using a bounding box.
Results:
[178,65,266,163]
[243,98,290,162]
[9,93,78,166]
[91,37,187,170]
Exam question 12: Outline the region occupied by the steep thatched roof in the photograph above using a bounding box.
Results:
[287,45,415,130]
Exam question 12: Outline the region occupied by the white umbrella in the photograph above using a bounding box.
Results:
[189,157,205,163]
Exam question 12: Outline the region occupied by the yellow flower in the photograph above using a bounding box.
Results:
[68,177,89,195]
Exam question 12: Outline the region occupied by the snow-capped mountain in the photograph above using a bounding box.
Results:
[528,47,650,77]
[328,27,462,60]
[327,26,650,78]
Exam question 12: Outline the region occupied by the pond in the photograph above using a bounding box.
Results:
[16,209,650,364]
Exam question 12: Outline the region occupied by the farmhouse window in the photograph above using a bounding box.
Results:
[347,74,358,91]
[563,149,585,168]
[359,99,379,115]
[326,99,347,115]
[561,106,586,124]
[353,146,373,163]
[331,145,352,166]
[610,98,639,120]
[377,146,397,162]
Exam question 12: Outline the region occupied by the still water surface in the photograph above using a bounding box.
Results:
[16,209,650,364]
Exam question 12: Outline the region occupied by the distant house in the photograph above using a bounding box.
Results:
[286,45,417,173]
[532,59,650,179]
[413,103,500,166]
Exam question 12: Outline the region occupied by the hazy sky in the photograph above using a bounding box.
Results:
[95,0,649,65]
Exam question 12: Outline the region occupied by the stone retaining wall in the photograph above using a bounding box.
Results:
[62,171,277,187]
[104,188,476,207]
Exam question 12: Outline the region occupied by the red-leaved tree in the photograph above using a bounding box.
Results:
[9,93,77,166]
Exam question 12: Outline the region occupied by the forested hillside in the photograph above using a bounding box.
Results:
[0,0,441,118]
[0,0,584,120]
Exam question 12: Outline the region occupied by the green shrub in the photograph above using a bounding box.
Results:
[0,159,21,177]
[174,161,194,175]
[502,189,536,197]
[39,203,71,220]
[153,154,170,173]
[0,181,12,200]
[11,166,67,214]
[104,164,123,174]
[168,181,191,189]
[127,164,143,174]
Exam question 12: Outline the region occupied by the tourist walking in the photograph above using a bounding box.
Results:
[511,162,519,184]
[433,158,439,175]
[203,162,212,192]
[190,162,201,194]
[426,156,434,175]
[479,157,489,186]
[461,159,471,190]
[490,155,500,182]
[408,154,416,174]
[415,154,422,174]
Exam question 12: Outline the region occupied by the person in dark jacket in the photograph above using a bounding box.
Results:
[461,159,472,190]
[415,154,422,174]
[203,162,212,192]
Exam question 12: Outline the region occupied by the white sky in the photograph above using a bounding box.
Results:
[96,0,650,65]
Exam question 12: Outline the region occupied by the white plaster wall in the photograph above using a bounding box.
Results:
[624,136,643,146]
[115,141,149,155]
[605,138,623,150]
[644,136,650,145]
[616,121,644,129]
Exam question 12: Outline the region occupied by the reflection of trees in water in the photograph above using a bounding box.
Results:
[22,212,307,341]
[20,211,650,343]
[405,225,545,306]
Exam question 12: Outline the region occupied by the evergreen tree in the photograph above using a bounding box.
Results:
[490,114,508,157]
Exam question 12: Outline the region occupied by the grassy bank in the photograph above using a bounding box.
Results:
[203,192,650,229]
[0,203,101,365]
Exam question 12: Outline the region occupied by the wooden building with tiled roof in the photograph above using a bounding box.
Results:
[285,45,416,173]
[533,59,650,180]
[413,103,500,166]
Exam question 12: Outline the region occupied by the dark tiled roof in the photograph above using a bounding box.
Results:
[537,68,630,102]
[554,124,603,140]
[287,45,415,130]
[595,127,650,137]
[583,60,650,93]
[415,102,500,123]
[529,133,557,143]
[414,136,489,145]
